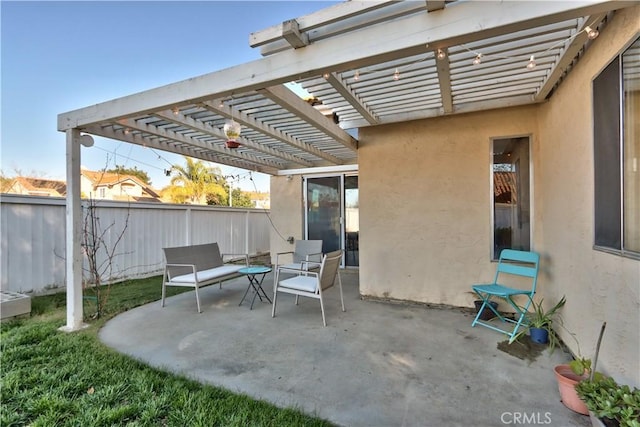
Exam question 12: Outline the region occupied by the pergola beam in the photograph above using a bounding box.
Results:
[59,1,628,132]
[434,48,453,113]
[535,14,607,101]
[324,72,379,125]
[199,101,320,167]
[258,85,358,152]
[113,118,282,170]
[426,1,446,13]
[85,124,279,174]
[155,109,315,168]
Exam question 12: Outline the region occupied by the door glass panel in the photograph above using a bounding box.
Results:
[345,176,359,267]
[307,177,341,253]
[492,137,531,259]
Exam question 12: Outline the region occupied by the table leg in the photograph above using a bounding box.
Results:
[239,273,272,309]
[249,273,272,310]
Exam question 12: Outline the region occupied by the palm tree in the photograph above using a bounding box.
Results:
[166,157,227,205]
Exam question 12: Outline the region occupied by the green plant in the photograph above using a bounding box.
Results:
[576,377,640,427]
[527,295,566,328]
[516,295,566,353]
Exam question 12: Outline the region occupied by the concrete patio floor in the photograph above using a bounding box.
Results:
[99,269,590,427]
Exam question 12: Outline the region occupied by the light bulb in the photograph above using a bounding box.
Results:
[354,70,360,81]
[172,107,179,115]
[436,49,446,60]
[526,55,536,70]
[473,53,482,65]
[323,72,330,79]
[393,68,400,81]
[585,26,599,40]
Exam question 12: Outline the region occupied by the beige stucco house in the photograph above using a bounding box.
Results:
[58,1,639,387]
[80,169,161,202]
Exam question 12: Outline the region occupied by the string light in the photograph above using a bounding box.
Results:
[323,72,330,79]
[341,20,600,82]
[172,107,179,115]
[526,55,537,70]
[585,25,599,40]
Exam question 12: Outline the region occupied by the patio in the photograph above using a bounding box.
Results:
[100,269,590,427]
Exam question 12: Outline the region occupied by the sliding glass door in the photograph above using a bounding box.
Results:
[305,174,359,267]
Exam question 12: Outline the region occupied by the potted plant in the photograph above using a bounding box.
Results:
[554,322,607,416]
[576,377,640,427]
[525,295,566,348]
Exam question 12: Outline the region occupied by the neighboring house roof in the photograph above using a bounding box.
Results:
[81,170,161,198]
[494,171,516,204]
[7,177,67,197]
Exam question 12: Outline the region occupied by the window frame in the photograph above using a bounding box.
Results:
[592,35,640,260]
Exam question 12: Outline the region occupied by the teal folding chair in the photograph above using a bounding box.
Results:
[471,249,539,343]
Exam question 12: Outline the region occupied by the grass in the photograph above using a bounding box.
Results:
[1,276,334,427]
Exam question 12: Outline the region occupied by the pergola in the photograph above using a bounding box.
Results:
[58,0,636,330]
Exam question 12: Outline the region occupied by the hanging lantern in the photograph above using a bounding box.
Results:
[223,120,242,148]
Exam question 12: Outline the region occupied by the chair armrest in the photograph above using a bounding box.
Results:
[304,252,323,262]
[164,263,197,281]
[301,260,322,269]
[275,251,294,267]
[277,266,319,278]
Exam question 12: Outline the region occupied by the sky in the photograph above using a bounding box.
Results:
[1,1,338,192]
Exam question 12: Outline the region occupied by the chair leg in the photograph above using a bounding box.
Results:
[161,279,167,308]
[194,285,202,313]
[338,273,345,312]
[272,288,278,318]
[319,295,326,327]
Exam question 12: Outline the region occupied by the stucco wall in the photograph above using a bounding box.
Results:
[269,174,305,264]
[536,7,639,386]
[358,106,539,309]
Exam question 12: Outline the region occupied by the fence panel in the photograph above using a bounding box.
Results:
[0,195,270,294]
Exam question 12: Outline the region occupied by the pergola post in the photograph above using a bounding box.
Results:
[60,128,87,332]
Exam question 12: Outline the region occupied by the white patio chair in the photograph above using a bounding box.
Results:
[272,250,344,327]
[273,239,323,285]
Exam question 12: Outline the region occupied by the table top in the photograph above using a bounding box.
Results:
[238,266,272,274]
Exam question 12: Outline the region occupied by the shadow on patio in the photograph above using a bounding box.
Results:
[99,270,590,427]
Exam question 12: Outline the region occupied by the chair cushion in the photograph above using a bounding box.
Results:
[472,283,532,297]
[171,265,244,284]
[279,276,318,293]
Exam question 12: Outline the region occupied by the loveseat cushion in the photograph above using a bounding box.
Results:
[170,265,244,284]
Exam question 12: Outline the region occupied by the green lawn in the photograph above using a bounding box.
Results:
[1,276,333,427]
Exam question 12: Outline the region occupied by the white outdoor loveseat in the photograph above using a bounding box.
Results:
[161,242,248,313]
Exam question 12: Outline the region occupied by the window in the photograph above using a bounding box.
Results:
[593,37,639,257]
[492,136,531,259]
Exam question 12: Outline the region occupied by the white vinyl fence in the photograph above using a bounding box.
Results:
[0,195,271,294]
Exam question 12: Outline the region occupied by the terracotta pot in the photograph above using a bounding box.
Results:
[553,364,589,415]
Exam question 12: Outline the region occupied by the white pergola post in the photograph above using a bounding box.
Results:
[60,128,87,332]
